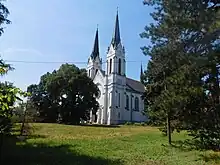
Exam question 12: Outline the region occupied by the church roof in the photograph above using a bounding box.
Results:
[97,70,144,93]
[126,78,145,93]
[90,28,99,60]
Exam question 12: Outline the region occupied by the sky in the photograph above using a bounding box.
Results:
[0,0,154,91]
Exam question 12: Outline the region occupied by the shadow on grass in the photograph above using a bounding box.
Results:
[200,152,220,164]
[1,136,123,165]
[78,124,120,128]
[171,139,220,164]
[170,139,199,151]
[171,139,220,152]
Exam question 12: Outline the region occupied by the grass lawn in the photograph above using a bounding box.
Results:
[2,123,220,165]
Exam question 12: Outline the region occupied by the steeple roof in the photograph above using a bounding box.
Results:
[90,28,99,60]
[141,64,143,76]
[111,10,121,48]
[140,64,144,83]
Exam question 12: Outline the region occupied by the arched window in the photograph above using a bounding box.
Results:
[109,59,112,74]
[96,69,98,74]
[89,69,91,77]
[126,95,129,110]
[118,58,121,75]
[135,97,139,111]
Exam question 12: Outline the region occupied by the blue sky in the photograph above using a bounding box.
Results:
[0,0,154,91]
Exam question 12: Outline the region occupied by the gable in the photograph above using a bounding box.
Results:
[93,69,105,84]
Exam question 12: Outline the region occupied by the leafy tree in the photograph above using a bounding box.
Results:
[141,0,220,147]
[0,1,29,160]
[0,68,28,159]
[0,0,10,37]
[28,64,99,124]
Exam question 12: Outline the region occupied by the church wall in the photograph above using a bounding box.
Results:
[87,56,102,79]
[93,71,105,124]
[131,93,147,122]
[120,91,147,123]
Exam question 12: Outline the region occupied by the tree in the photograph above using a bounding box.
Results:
[0,0,10,37]
[141,0,220,147]
[28,64,99,124]
[0,1,29,160]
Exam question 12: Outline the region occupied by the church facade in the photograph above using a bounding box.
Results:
[87,11,147,125]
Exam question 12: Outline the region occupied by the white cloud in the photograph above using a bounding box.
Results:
[0,48,44,57]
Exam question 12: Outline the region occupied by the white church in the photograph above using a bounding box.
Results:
[87,11,147,125]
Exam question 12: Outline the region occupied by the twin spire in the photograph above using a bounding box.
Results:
[90,27,99,60]
[111,10,121,48]
[90,10,121,60]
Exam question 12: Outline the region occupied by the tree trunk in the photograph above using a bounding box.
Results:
[20,105,27,136]
[167,113,171,145]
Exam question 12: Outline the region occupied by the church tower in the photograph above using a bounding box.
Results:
[87,28,102,79]
[104,10,126,125]
[106,10,125,76]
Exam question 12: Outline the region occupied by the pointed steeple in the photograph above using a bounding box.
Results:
[141,64,143,75]
[91,27,99,60]
[140,63,144,83]
[111,9,121,48]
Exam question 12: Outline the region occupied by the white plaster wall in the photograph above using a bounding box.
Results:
[87,56,102,79]
[93,70,105,123]
[120,91,146,123]
[106,43,125,76]
[131,93,146,122]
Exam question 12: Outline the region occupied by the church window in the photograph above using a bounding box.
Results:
[89,69,91,77]
[126,95,129,110]
[118,58,121,75]
[118,112,120,119]
[135,97,139,111]
[96,69,98,74]
[109,59,112,73]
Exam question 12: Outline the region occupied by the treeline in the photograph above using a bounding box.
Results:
[141,0,220,149]
[27,64,99,124]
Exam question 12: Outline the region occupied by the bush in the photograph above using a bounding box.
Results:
[124,122,133,125]
[0,117,13,135]
[124,122,147,126]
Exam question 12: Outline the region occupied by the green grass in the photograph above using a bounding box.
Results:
[2,123,220,165]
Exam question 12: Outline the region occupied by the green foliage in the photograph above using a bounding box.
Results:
[0,0,11,37]
[0,82,27,135]
[124,122,133,125]
[13,101,38,123]
[124,122,147,126]
[141,0,220,148]
[27,64,99,124]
